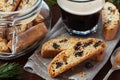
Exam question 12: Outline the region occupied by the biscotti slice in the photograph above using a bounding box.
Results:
[18,0,36,10]
[0,0,21,12]
[41,37,79,58]
[41,37,104,62]
[102,2,120,40]
[6,22,33,40]
[48,38,106,78]
[7,22,48,53]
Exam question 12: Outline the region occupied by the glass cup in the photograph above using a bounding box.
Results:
[0,0,51,60]
[57,0,105,35]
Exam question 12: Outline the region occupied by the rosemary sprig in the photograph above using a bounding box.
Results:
[44,0,56,7]
[0,63,22,79]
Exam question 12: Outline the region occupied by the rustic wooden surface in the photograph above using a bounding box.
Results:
[0,4,120,80]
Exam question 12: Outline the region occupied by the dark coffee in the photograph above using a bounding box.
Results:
[57,0,104,35]
[61,9,100,31]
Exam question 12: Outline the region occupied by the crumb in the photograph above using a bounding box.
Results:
[79,71,86,77]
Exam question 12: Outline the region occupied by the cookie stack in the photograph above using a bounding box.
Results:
[0,0,48,54]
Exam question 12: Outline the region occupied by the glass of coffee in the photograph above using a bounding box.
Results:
[57,0,105,35]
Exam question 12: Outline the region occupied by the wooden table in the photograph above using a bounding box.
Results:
[1,4,120,80]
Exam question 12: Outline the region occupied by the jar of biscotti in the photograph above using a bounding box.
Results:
[0,0,51,59]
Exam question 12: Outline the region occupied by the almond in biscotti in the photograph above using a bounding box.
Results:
[48,38,106,78]
[102,2,120,40]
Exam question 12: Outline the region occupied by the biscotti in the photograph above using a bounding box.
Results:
[41,37,79,58]
[48,38,106,78]
[0,0,21,12]
[18,0,36,10]
[102,2,120,40]
[6,22,33,40]
[7,22,48,53]
[41,37,104,62]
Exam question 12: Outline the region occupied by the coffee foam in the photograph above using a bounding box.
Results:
[57,0,105,15]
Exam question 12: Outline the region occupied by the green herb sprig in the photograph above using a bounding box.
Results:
[108,0,120,11]
[0,63,22,80]
[44,0,56,7]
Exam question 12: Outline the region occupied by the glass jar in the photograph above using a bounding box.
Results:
[0,0,51,60]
